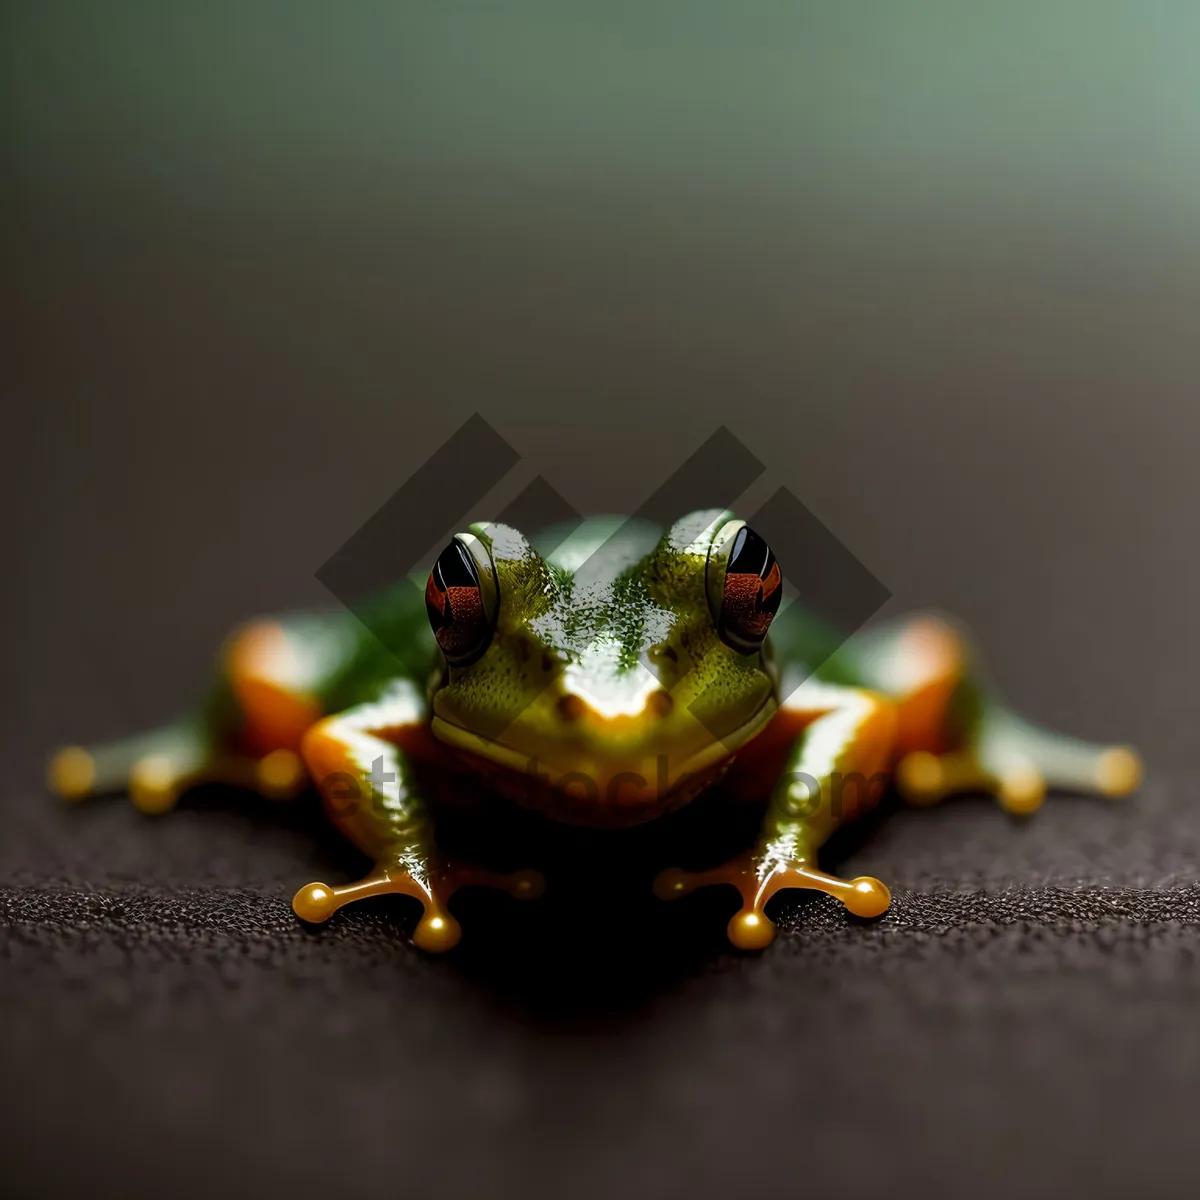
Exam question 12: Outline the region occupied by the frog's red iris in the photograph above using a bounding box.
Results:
[718,527,782,652]
[425,541,492,663]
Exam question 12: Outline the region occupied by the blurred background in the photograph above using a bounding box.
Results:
[7,2,1200,767]
[4,5,1200,1199]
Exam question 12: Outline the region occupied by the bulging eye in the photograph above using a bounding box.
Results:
[425,539,495,664]
[714,524,782,653]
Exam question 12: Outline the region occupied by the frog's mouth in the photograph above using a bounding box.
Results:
[429,698,776,829]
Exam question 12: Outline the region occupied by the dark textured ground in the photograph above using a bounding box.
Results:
[4,752,1199,1200]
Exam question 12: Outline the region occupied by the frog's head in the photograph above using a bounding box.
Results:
[425,510,781,826]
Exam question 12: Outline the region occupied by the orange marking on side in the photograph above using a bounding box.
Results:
[298,717,357,784]
[227,621,323,755]
[725,703,830,803]
[891,617,965,757]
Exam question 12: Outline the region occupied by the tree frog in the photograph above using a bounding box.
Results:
[48,511,1142,952]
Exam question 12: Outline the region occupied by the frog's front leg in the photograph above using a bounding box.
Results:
[655,684,896,951]
[292,680,544,952]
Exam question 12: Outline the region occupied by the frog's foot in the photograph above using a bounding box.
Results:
[128,748,308,813]
[896,748,1047,815]
[896,714,1142,816]
[49,735,307,814]
[654,849,890,951]
[292,860,545,953]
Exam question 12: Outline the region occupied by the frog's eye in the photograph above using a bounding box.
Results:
[711,524,782,653]
[425,538,495,665]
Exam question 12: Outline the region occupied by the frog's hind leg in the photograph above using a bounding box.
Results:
[48,719,307,815]
[47,618,327,813]
[50,720,206,813]
[896,708,1142,815]
[868,614,1143,815]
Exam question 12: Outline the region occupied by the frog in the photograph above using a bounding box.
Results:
[48,510,1142,952]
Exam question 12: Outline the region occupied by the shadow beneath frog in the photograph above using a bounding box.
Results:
[141,777,896,1031]
[423,785,898,1029]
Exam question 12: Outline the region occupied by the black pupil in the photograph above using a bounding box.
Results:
[433,541,477,593]
[727,527,774,584]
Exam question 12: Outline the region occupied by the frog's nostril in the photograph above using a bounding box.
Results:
[557,694,586,722]
[648,689,674,718]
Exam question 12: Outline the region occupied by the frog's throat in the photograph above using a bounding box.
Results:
[428,695,778,798]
